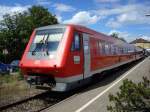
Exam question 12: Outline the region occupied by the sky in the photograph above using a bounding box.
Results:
[0,0,150,42]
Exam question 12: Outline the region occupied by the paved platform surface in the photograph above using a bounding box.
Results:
[43,57,150,112]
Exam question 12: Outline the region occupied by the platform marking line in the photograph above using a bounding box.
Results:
[75,59,146,112]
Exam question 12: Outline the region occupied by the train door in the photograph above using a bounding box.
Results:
[83,33,91,79]
[69,31,84,79]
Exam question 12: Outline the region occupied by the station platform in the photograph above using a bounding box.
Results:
[43,56,150,112]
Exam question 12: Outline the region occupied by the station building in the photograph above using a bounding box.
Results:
[130,38,150,49]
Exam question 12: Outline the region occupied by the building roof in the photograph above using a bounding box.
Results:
[130,38,150,44]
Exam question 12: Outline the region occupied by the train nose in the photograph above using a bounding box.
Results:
[20,59,59,70]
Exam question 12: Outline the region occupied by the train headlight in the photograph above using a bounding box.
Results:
[49,54,54,59]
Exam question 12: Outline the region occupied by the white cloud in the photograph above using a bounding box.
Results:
[56,15,63,23]
[106,18,121,28]
[108,11,150,28]
[36,0,51,5]
[108,29,132,42]
[95,0,120,3]
[0,5,30,20]
[92,4,150,28]
[53,3,75,12]
[63,11,100,25]
[109,30,130,38]
[108,29,150,42]
[96,5,135,16]
[103,4,150,28]
[94,4,144,16]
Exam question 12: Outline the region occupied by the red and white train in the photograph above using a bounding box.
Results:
[20,24,143,91]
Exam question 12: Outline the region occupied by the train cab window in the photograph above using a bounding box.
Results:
[30,28,65,53]
[71,33,81,51]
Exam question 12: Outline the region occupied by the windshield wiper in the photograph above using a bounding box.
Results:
[31,35,46,55]
[44,35,49,56]
[31,34,50,56]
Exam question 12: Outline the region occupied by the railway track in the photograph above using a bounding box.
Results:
[0,90,74,112]
[0,91,49,111]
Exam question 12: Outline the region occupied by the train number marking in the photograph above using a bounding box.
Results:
[74,56,80,64]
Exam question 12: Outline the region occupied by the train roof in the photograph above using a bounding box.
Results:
[67,24,130,46]
[35,24,131,46]
[35,24,67,30]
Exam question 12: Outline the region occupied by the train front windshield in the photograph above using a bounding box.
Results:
[29,28,65,54]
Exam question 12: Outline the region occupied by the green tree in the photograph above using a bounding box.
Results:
[28,5,58,28]
[0,5,58,63]
[107,77,150,112]
[111,33,119,39]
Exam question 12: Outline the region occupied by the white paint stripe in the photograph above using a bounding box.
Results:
[75,58,146,112]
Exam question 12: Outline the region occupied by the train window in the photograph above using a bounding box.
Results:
[108,44,111,55]
[101,42,105,55]
[105,44,109,55]
[30,28,65,53]
[113,45,117,55]
[110,44,113,54]
[111,45,115,55]
[99,41,102,54]
[96,41,100,55]
[121,48,123,54]
[116,47,119,54]
[98,41,112,55]
[71,33,81,51]
[118,47,122,54]
[124,48,127,54]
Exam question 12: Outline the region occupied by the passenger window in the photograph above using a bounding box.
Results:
[105,44,109,55]
[71,33,81,51]
[98,41,102,55]
[102,42,105,54]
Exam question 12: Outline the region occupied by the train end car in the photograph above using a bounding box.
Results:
[20,24,143,92]
[20,24,84,91]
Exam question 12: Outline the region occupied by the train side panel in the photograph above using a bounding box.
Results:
[19,24,144,92]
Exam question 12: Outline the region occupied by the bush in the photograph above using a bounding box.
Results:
[107,77,150,112]
[0,72,24,85]
[0,5,58,63]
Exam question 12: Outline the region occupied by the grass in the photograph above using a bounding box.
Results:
[0,71,23,85]
[0,72,26,102]
[0,72,44,107]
